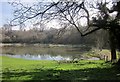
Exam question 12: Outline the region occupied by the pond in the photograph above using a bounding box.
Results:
[1,44,100,60]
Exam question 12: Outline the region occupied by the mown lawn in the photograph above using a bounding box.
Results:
[1,56,120,81]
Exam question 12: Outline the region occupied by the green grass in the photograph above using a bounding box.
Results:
[1,56,120,81]
[83,49,120,61]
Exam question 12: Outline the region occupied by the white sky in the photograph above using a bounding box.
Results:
[0,0,59,2]
[46,20,61,29]
[0,0,120,30]
[0,0,61,30]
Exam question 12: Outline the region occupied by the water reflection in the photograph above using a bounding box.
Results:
[2,45,84,60]
[1,45,100,60]
[5,54,72,60]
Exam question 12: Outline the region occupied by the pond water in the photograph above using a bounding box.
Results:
[3,54,73,60]
[1,44,100,60]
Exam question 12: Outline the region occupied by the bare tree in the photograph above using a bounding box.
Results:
[9,0,120,61]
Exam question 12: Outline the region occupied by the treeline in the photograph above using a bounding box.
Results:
[0,26,109,48]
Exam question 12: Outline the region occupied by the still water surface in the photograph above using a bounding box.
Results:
[1,44,99,60]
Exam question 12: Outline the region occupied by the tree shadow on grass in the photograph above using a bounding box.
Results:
[2,65,120,82]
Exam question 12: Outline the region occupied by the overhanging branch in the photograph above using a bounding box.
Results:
[81,27,102,36]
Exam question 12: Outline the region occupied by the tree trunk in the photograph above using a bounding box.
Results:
[110,42,116,60]
[109,30,117,61]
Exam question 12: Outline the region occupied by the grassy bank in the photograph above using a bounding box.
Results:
[1,56,120,81]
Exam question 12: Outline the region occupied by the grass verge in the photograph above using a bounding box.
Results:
[1,56,120,81]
